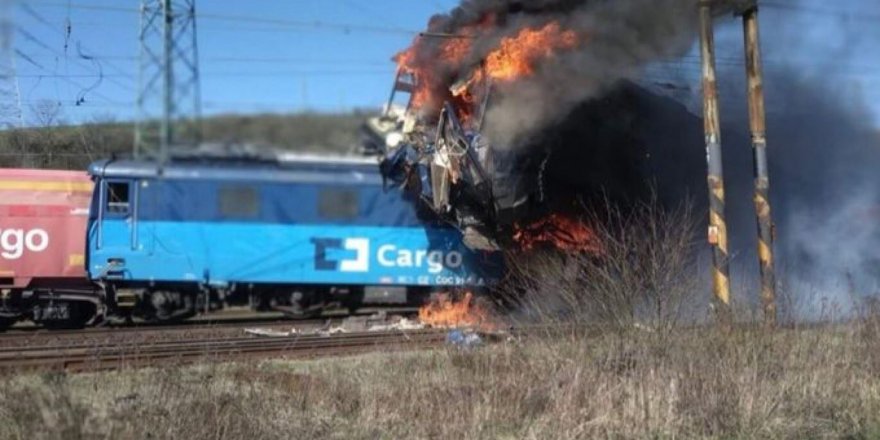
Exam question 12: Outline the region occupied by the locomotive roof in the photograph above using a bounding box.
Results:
[88,154,383,184]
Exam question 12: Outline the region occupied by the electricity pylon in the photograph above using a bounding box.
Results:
[135,0,201,162]
[0,0,23,129]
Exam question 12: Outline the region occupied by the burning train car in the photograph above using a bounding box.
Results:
[363,0,717,251]
[366,24,594,251]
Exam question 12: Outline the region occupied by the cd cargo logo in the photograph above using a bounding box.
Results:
[0,228,50,260]
[311,238,370,272]
[311,237,463,274]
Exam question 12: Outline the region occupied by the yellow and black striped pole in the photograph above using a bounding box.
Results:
[742,6,777,327]
[699,2,732,326]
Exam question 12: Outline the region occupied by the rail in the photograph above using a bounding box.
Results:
[0,329,452,372]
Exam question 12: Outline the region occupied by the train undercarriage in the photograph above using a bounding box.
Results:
[0,282,436,330]
[0,283,103,330]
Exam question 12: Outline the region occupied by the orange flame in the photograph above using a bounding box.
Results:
[418,292,497,330]
[396,27,477,112]
[483,22,578,82]
[396,20,579,119]
[513,213,603,253]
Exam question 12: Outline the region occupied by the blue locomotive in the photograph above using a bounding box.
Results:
[86,154,502,321]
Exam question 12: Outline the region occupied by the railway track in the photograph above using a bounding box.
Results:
[1,307,419,337]
[0,308,422,349]
[0,329,452,372]
[0,319,321,341]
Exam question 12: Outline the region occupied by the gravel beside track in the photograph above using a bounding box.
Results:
[0,319,335,349]
[0,329,450,372]
[0,308,421,349]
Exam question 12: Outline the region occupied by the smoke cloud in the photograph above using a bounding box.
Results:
[413,0,880,315]
[707,2,880,312]
[407,0,726,146]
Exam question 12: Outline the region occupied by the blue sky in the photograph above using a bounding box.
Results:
[8,0,880,127]
[11,0,458,124]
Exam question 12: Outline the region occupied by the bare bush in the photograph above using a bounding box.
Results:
[504,196,701,333]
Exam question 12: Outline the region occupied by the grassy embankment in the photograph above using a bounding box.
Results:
[1,324,879,439]
[0,111,373,170]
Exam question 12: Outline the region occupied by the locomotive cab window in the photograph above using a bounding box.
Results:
[318,188,359,220]
[105,181,131,216]
[218,185,259,219]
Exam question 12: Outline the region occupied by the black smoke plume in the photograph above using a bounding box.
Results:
[405,0,737,146]
[407,0,880,313]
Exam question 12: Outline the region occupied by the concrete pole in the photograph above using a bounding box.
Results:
[698,2,732,326]
[742,6,777,327]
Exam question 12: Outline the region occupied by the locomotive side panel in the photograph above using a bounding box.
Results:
[87,171,501,288]
[94,222,500,287]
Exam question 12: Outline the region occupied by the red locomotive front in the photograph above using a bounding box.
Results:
[0,169,93,291]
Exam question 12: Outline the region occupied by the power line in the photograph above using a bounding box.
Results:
[652,57,880,79]
[20,98,132,109]
[18,54,396,69]
[12,44,127,107]
[16,69,392,78]
[28,1,421,35]
[13,30,136,92]
[761,1,880,22]
[199,11,418,35]
[18,4,136,92]
[206,56,390,66]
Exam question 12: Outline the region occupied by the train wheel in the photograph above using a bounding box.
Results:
[284,289,324,319]
[146,290,196,322]
[40,302,95,330]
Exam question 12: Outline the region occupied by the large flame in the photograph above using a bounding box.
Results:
[418,292,497,331]
[480,22,578,83]
[513,213,603,254]
[396,33,474,111]
[396,20,580,121]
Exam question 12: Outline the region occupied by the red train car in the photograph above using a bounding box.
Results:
[0,169,99,328]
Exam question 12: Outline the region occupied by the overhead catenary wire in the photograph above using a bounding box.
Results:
[760,1,880,22]
[13,0,880,120]
[15,69,392,79]
[12,45,129,108]
[18,4,136,92]
[19,2,880,79]
[27,1,421,35]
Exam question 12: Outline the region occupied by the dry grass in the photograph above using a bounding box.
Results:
[1,325,880,439]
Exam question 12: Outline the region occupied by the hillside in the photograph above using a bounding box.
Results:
[0,110,376,170]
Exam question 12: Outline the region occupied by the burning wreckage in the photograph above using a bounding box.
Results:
[361,0,720,253]
[363,21,605,252]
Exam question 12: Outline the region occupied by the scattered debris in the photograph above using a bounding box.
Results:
[245,313,428,337]
[445,329,482,348]
[245,308,505,339]
[367,317,425,332]
[244,327,299,337]
[317,326,348,337]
